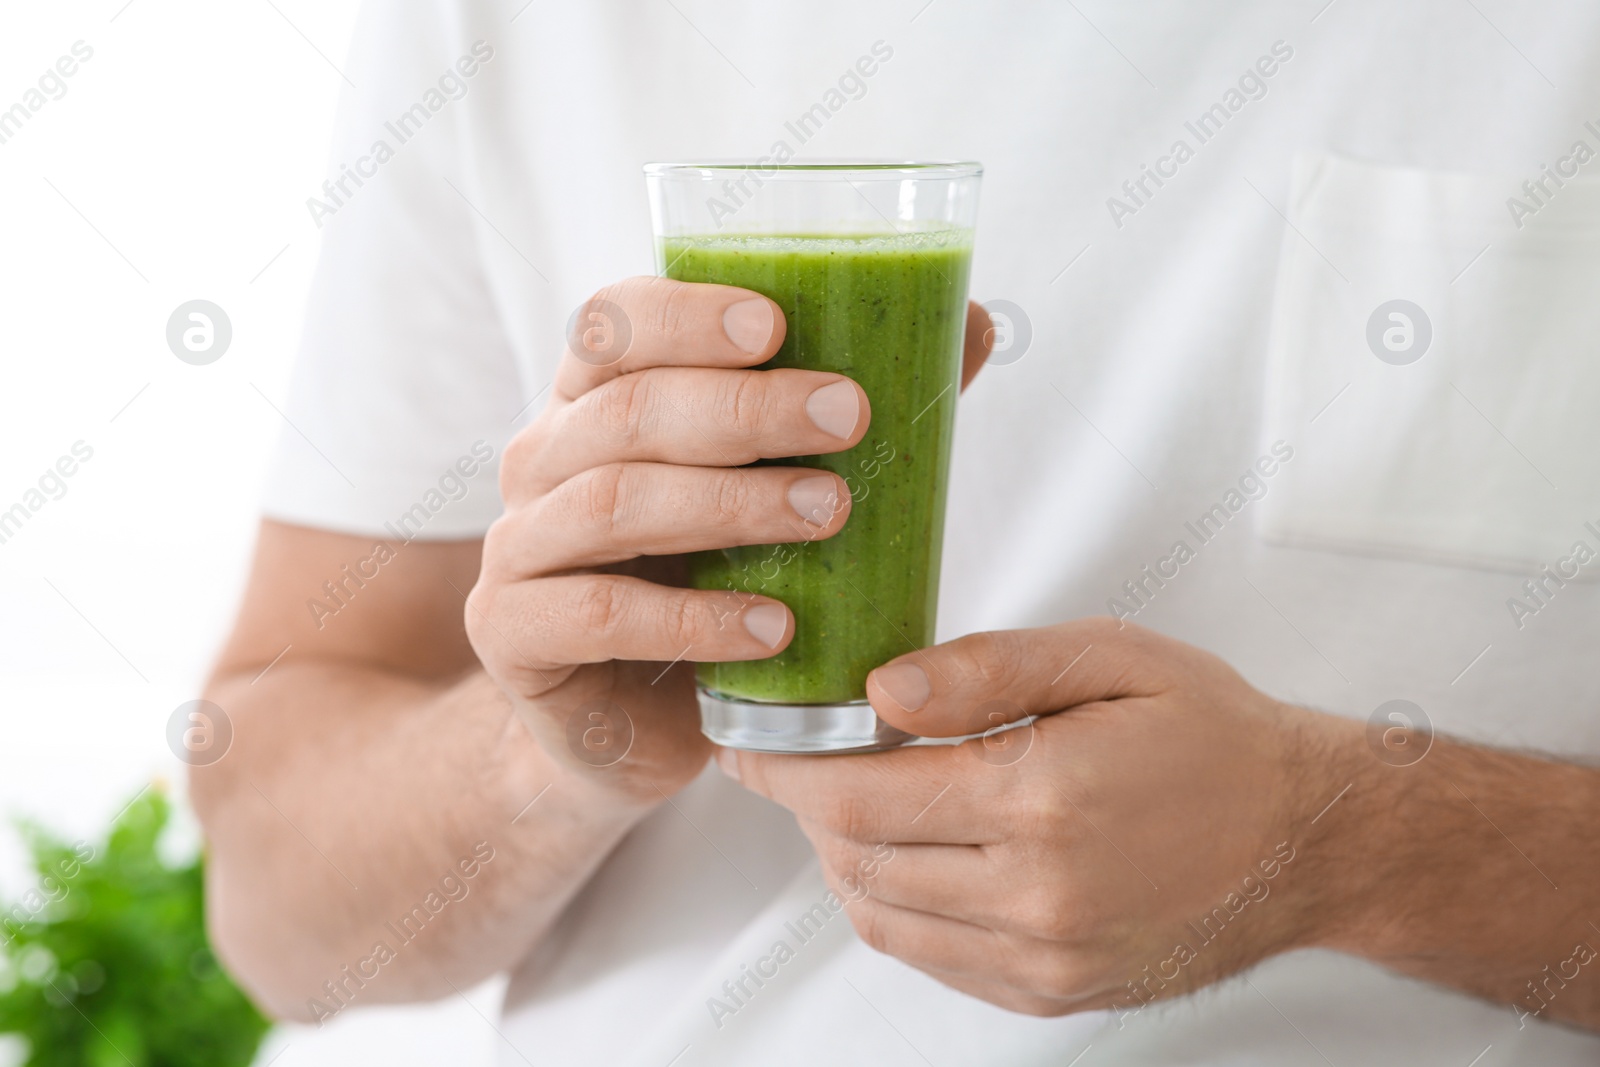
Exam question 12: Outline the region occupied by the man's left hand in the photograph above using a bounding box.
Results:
[720,618,1350,1017]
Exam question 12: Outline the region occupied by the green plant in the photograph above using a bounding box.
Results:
[0,787,272,1066]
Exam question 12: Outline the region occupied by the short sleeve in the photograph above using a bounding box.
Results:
[260,0,521,540]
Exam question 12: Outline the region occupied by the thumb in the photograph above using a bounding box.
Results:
[960,300,992,391]
[864,618,1165,738]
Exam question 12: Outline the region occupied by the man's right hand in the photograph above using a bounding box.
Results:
[467,277,869,805]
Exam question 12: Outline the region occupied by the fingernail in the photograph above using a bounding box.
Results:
[743,602,788,649]
[716,747,740,781]
[805,380,860,439]
[873,662,930,713]
[787,475,839,526]
[723,298,775,355]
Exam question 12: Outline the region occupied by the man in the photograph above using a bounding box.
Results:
[193,1,1600,1063]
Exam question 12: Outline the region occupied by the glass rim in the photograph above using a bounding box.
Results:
[644,159,982,180]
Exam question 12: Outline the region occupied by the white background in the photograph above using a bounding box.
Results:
[0,1,499,1062]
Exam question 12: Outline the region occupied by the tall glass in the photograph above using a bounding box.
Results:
[645,162,981,753]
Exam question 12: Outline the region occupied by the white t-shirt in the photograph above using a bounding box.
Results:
[265,1,1600,1063]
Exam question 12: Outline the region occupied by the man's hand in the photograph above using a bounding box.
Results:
[470,277,994,807]
[469,276,856,803]
[721,619,1325,1015]
[722,619,1600,1029]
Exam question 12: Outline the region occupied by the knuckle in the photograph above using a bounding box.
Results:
[1027,951,1091,1001]
[590,373,649,449]
[499,423,547,500]
[479,514,520,574]
[721,371,770,438]
[948,629,1023,688]
[583,281,632,327]
[572,577,626,636]
[651,279,697,341]
[1083,615,1159,667]
[568,463,629,534]
[1016,785,1074,835]
[813,834,860,879]
[464,584,545,692]
[707,470,751,526]
[571,283,631,357]
[462,582,497,652]
[580,284,616,324]
[820,793,878,841]
[849,901,893,954]
[661,589,704,647]
[1014,886,1076,941]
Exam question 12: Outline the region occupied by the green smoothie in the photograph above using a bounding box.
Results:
[662,230,973,705]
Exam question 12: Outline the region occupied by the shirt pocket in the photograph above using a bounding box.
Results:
[1256,151,1600,574]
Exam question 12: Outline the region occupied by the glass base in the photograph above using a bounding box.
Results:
[698,688,913,754]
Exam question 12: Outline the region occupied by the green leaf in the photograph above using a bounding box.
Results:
[0,785,273,1067]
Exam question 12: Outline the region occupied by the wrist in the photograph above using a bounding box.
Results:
[1270,706,1401,956]
[506,695,718,822]
[505,721,676,828]
[476,684,664,829]
[1274,709,1514,963]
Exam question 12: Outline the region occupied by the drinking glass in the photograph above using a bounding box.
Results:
[645,161,981,752]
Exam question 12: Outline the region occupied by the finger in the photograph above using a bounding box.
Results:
[721,744,1003,844]
[516,366,868,497]
[864,618,1168,738]
[804,830,1002,926]
[468,574,791,676]
[810,837,1087,1016]
[486,462,851,576]
[914,964,1084,1018]
[555,277,785,401]
[811,829,1121,947]
[960,300,992,391]
[836,894,1107,1008]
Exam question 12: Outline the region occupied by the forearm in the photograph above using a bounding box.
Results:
[1295,712,1600,1030]
[193,661,647,1021]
